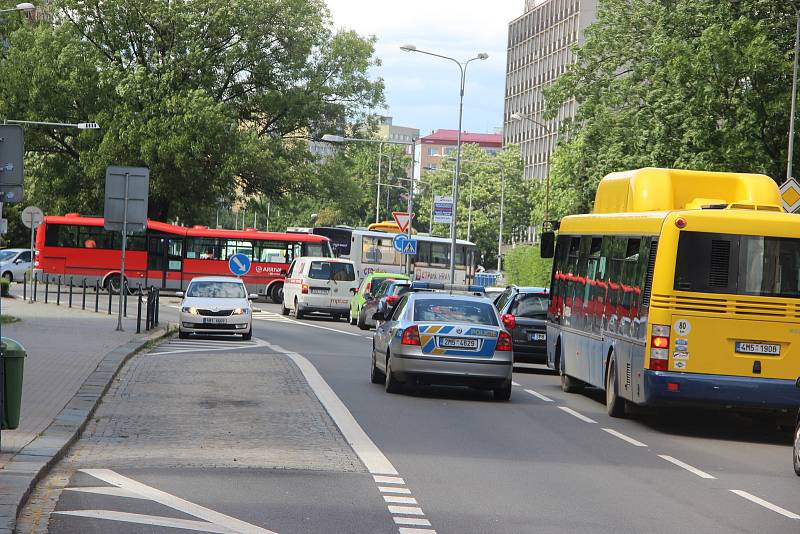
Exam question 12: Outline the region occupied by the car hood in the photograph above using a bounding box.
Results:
[180,297,249,310]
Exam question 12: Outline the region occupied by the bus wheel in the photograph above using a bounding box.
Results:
[560,372,583,393]
[606,360,627,418]
[106,274,123,295]
[270,284,283,304]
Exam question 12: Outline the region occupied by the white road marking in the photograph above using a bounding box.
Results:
[278,316,362,337]
[379,486,412,494]
[658,455,716,479]
[511,381,521,386]
[151,338,267,356]
[524,388,553,402]
[387,505,424,516]
[730,490,800,520]
[265,341,398,475]
[63,486,147,499]
[384,496,418,505]
[374,475,405,485]
[52,510,232,533]
[601,428,647,447]
[398,528,437,534]
[76,469,275,534]
[394,517,432,526]
[558,406,597,423]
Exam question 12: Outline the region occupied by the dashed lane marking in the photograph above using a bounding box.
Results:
[384,496,419,505]
[524,388,553,402]
[730,490,800,520]
[375,476,405,485]
[398,528,437,534]
[658,455,716,479]
[394,517,432,527]
[53,510,229,533]
[601,428,647,447]
[511,381,521,386]
[387,506,424,516]
[380,487,412,494]
[557,406,597,424]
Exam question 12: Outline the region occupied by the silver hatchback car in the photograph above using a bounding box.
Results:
[371,292,514,400]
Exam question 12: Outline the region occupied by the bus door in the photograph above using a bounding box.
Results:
[147,234,184,290]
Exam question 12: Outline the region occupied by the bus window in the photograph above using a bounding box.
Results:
[188,238,222,260]
[255,241,291,263]
[430,243,450,265]
[362,237,399,266]
[302,241,328,258]
[222,239,253,260]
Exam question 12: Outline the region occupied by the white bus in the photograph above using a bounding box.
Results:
[311,226,478,284]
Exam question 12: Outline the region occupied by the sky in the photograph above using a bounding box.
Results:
[325,0,524,137]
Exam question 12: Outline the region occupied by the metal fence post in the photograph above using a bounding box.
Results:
[33,272,38,302]
[44,276,49,304]
[145,287,152,331]
[82,278,87,310]
[136,284,142,334]
[154,288,160,326]
[107,283,112,315]
[123,281,128,318]
[68,276,73,308]
[56,276,61,306]
[22,272,26,301]
[94,280,100,313]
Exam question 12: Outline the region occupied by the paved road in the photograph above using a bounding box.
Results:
[18,301,800,533]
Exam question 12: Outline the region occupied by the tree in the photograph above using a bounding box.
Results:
[0,0,383,241]
[543,0,796,219]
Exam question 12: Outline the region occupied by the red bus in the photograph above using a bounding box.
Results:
[34,213,333,302]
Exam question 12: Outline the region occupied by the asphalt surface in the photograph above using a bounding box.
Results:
[18,300,800,533]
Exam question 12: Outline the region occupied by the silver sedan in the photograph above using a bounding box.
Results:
[371,292,514,400]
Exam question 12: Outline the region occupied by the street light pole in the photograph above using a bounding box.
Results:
[789,7,800,183]
[375,142,383,222]
[400,44,488,284]
[497,169,505,272]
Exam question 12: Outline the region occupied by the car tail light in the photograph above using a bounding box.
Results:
[497,331,513,351]
[649,324,670,371]
[401,325,421,346]
[365,282,372,293]
[501,313,516,330]
[385,295,400,306]
[301,284,309,294]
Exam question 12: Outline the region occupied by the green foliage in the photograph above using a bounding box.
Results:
[0,0,383,234]
[0,278,9,297]
[502,246,553,287]
[543,0,796,220]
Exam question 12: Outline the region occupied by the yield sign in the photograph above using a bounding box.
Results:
[392,211,414,233]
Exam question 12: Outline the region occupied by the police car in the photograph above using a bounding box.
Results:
[370,284,513,400]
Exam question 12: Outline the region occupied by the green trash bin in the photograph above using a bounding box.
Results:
[0,337,26,430]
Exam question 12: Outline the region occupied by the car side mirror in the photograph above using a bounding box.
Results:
[248,293,258,300]
[372,311,386,321]
[540,231,555,258]
[175,291,184,297]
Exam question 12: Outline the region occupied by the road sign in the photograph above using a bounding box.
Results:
[228,253,251,276]
[0,125,24,204]
[401,239,418,255]
[780,178,800,213]
[104,166,150,232]
[21,206,43,229]
[392,234,408,253]
[392,211,414,233]
[433,195,453,224]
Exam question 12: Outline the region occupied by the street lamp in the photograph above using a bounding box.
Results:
[0,3,35,13]
[511,111,556,224]
[788,5,800,182]
[400,44,488,284]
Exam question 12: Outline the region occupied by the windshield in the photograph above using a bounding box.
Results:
[511,293,549,318]
[413,299,498,326]
[675,231,800,298]
[308,261,355,282]
[186,281,246,299]
[0,250,17,263]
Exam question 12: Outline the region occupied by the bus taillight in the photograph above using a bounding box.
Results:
[649,325,670,371]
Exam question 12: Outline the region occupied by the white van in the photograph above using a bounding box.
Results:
[281,257,358,321]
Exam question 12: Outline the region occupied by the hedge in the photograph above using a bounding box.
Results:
[502,245,553,288]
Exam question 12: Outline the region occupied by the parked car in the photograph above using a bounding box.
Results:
[360,280,412,330]
[493,286,549,364]
[349,272,409,325]
[282,257,359,320]
[484,286,507,303]
[177,276,256,340]
[0,248,32,282]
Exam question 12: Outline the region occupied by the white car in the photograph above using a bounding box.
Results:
[0,248,33,282]
[177,276,256,340]
[281,257,358,320]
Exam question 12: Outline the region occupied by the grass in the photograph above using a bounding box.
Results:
[1,315,20,324]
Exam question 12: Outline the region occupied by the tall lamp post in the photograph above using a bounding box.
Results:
[0,3,35,14]
[511,112,556,224]
[400,44,488,284]
[788,4,800,183]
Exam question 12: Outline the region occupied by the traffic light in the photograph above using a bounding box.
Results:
[0,125,24,204]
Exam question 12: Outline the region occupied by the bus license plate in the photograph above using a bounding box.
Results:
[735,342,780,355]
[528,332,546,341]
[203,318,227,324]
[439,337,478,349]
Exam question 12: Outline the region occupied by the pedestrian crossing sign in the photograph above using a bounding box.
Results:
[401,240,417,255]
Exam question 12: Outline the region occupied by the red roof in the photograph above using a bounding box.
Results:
[419,129,502,147]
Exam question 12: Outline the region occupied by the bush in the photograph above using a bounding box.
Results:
[1,278,9,297]
[503,245,553,287]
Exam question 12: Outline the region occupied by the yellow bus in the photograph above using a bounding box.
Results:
[542,168,800,418]
[366,220,417,234]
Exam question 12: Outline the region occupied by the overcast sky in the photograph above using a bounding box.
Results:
[325,0,524,137]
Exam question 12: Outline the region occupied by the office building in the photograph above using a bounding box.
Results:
[415,129,503,175]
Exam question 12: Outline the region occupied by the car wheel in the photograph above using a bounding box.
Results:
[294,299,304,319]
[384,353,402,394]
[794,420,800,476]
[178,329,189,340]
[349,308,357,325]
[371,346,385,384]
[605,360,627,418]
[2,271,12,282]
[357,309,369,330]
[242,328,252,341]
[493,379,512,401]
[281,301,289,316]
[271,284,284,304]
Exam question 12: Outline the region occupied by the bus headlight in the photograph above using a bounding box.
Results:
[182,306,199,315]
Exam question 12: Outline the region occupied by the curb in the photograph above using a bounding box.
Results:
[0,323,175,532]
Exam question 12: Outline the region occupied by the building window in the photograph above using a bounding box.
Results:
[444,147,455,156]
[427,147,438,156]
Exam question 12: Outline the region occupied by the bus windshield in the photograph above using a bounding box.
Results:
[674,231,800,298]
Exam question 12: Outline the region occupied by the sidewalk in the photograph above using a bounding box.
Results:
[0,293,171,531]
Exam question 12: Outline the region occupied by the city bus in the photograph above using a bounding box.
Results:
[312,226,477,283]
[543,168,800,418]
[35,213,333,302]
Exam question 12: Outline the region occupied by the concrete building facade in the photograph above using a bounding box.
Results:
[415,130,503,176]
[503,0,598,180]
[377,116,420,144]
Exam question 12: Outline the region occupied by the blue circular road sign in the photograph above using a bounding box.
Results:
[392,234,408,253]
[228,253,251,276]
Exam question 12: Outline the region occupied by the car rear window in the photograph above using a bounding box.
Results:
[511,293,549,318]
[308,261,356,281]
[187,281,246,298]
[413,299,498,326]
